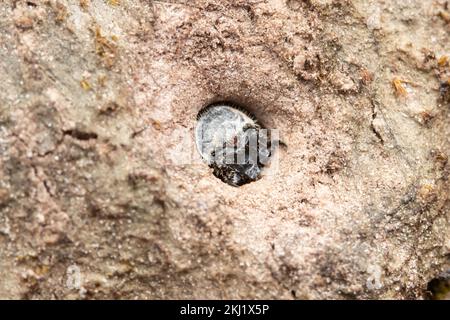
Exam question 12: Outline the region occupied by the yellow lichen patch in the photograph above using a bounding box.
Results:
[438,56,448,67]
[108,0,120,6]
[438,11,450,23]
[93,26,117,68]
[392,78,409,96]
[80,79,91,91]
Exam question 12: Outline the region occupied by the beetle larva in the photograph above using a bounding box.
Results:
[196,103,271,187]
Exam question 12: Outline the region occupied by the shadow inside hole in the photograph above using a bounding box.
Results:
[426,271,450,300]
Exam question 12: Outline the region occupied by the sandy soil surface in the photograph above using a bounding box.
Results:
[0,0,449,299]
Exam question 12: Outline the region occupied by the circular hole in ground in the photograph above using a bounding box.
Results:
[195,101,275,187]
[426,271,450,300]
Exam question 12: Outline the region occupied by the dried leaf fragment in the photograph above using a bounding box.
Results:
[392,78,409,96]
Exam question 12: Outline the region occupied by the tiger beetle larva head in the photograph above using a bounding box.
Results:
[195,103,272,187]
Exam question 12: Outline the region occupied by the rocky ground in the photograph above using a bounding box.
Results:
[0,0,449,299]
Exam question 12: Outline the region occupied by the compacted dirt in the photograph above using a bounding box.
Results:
[0,0,449,299]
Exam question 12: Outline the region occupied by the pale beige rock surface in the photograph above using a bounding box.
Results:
[0,0,449,299]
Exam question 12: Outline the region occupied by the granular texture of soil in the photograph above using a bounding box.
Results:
[0,0,449,299]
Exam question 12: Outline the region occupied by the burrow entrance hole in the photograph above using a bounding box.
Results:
[195,102,276,187]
